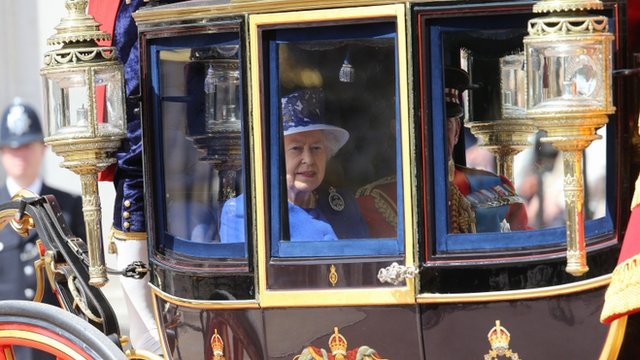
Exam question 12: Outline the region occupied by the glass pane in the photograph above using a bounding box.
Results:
[267,24,402,257]
[44,73,90,135]
[155,40,246,258]
[527,40,608,111]
[428,15,612,254]
[94,67,125,133]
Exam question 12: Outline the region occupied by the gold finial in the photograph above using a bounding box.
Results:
[47,0,111,47]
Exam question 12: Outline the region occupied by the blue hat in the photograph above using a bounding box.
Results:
[0,98,44,148]
[281,88,349,153]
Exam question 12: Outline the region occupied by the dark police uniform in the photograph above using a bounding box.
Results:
[0,99,85,360]
[0,184,85,301]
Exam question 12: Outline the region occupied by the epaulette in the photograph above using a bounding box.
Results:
[356,176,396,197]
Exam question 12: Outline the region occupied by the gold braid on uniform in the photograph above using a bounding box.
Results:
[356,176,398,228]
[448,161,476,233]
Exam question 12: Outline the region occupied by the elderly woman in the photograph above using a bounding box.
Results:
[220,88,368,242]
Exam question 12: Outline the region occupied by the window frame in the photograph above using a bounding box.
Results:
[249,4,416,307]
[142,22,251,264]
[414,3,620,293]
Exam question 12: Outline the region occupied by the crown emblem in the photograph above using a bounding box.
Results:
[293,326,386,360]
[488,320,510,354]
[210,329,225,360]
[329,327,348,359]
[7,105,30,136]
[484,321,521,360]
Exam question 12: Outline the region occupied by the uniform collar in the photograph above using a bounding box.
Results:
[6,177,43,197]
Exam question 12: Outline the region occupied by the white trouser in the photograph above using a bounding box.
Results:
[115,237,162,354]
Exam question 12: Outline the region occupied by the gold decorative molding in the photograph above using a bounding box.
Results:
[250,4,415,308]
[417,274,610,304]
[8,189,38,237]
[149,284,260,310]
[598,316,627,360]
[125,348,164,360]
[533,0,603,13]
[329,265,338,287]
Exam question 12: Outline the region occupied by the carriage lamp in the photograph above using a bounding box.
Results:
[189,46,242,202]
[468,53,538,182]
[40,0,126,287]
[524,0,615,276]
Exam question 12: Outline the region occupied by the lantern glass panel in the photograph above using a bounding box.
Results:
[204,61,241,131]
[526,40,606,111]
[500,53,526,119]
[94,67,125,135]
[43,71,91,137]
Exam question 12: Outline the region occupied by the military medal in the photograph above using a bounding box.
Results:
[328,186,345,211]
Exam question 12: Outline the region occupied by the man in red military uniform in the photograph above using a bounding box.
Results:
[445,67,528,233]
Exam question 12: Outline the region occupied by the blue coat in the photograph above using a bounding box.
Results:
[220,186,369,242]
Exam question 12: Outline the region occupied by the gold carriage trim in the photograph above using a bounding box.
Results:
[601,252,640,323]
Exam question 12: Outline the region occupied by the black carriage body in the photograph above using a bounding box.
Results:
[134,0,640,358]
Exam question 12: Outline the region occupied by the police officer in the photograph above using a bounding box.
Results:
[0,98,86,302]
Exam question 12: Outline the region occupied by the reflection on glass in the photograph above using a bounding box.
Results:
[279,88,368,241]
[513,127,607,229]
[500,53,526,119]
[527,42,606,110]
[446,67,529,234]
[156,43,245,252]
[204,53,241,130]
[275,36,399,243]
[440,30,609,237]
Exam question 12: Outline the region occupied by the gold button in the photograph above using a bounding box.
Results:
[124,200,131,208]
[123,211,130,219]
[123,222,130,229]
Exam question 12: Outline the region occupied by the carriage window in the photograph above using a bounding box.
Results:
[256,22,404,258]
[149,32,247,259]
[424,13,614,254]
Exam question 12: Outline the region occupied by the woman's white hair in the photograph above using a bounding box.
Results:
[322,129,342,158]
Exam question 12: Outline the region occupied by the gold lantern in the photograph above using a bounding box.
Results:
[524,0,615,276]
[40,0,126,287]
[468,53,538,183]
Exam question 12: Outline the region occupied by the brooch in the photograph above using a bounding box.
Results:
[328,186,345,212]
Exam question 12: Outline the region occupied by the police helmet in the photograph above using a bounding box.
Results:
[0,98,44,148]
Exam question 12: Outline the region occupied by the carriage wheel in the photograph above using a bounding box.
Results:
[0,300,126,360]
